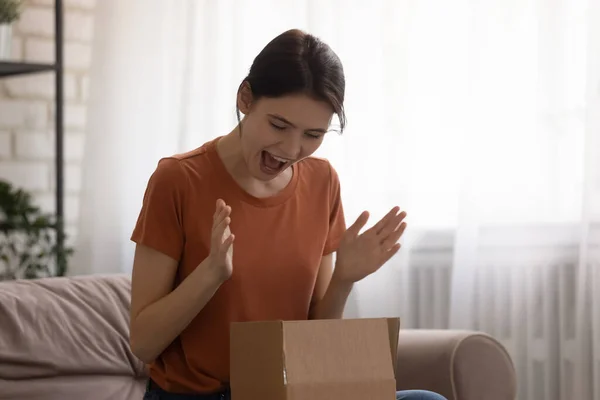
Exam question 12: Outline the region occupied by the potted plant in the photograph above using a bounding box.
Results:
[0,0,22,60]
[0,179,73,280]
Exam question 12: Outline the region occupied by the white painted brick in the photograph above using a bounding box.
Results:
[30,0,96,9]
[64,74,78,100]
[25,38,54,64]
[64,194,79,224]
[65,131,85,161]
[0,100,48,129]
[17,7,54,37]
[0,131,11,158]
[5,74,53,99]
[1,0,94,251]
[13,130,85,161]
[65,163,81,193]
[4,74,77,100]
[11,35,23,60]
[22,36,95,70]
[64,225,78,249]
[29,0,54,6]
[65,42,92,70]
[65,104,87,129]
[65,11,94,42]
[15,131,53,159]
[68,0,96,9]
[0,161,50,191]
[80,75,89,101]
[26,40,93,71]
[35,192,79,224]
[48,162,82,193]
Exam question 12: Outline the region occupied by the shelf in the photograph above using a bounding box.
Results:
[0,61,57,78]
[2,0,65,275]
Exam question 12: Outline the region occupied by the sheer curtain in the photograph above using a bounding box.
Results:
[78,1,600,399]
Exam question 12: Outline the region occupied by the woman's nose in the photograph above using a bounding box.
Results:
[279,135,302,159]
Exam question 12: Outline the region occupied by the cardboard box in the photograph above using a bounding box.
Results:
[230,317,400,400]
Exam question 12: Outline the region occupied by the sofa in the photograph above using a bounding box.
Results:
[0,274,517,400]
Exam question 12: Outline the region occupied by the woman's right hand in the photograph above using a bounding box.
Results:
[207,199,235,282]
[129,198,235,364]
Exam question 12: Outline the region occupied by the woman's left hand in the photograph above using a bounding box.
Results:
[334,207,407,284]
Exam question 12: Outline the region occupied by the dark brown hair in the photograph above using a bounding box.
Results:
[237,29,346,132]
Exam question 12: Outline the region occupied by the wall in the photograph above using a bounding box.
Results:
[0,0,96,248]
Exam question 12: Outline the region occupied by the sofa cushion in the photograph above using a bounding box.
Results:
[0,376,146,400]
[0,274,146,380]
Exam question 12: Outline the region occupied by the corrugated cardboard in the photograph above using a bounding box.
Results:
[230,318,400,400]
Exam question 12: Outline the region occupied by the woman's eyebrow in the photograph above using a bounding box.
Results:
[268,114,328,133]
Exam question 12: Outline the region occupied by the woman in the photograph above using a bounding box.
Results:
[130,29,446,400]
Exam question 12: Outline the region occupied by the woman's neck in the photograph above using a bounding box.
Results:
[216,127,249,181]
[216,127,292,198]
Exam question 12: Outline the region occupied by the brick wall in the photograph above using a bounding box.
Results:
[0,0,96,247]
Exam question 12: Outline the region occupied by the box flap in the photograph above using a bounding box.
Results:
[281,318,397,386]
[230,320,286,400]
[386,317,400,376]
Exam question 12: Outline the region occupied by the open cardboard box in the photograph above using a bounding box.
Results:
[230,317,400,400]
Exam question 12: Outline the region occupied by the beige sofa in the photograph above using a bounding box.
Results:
[0,274,517,400]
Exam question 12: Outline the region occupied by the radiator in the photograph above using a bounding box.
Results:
[357,223,600,400]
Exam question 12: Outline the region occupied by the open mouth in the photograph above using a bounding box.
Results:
[260,150,290,175]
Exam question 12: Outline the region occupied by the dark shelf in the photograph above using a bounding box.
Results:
[1,0,65,274]
[0,61,57,78]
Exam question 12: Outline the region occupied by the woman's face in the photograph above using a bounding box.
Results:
[237,88,334,181]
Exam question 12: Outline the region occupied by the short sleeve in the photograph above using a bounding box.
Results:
[130,158,186,262]
[322,163,347,255]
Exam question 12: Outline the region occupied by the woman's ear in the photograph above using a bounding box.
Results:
[237,82,254,115]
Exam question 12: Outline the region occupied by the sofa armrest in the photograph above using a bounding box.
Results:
[395,329,516,400]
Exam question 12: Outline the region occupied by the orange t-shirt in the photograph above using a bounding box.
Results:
[130,137,347,394]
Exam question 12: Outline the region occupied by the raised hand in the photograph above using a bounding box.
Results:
[334,206,407,284]
[207,199,235,281]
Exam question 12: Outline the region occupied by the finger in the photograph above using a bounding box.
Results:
[221,205,232,221]
[221,233,235,252]
[346,211,370,237]
[213,199,225,219]
[214,203,231,225]
[380,222,407,251]
[212,216,231,244]
[366,206,400,236]
[378,243,401,265]
[378,211,407,239]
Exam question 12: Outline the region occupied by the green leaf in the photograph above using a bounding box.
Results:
[0,179,74,281]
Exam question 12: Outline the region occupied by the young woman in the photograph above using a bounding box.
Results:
[130,29,446,400]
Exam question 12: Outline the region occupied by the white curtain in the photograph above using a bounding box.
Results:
[78,1,600,399]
